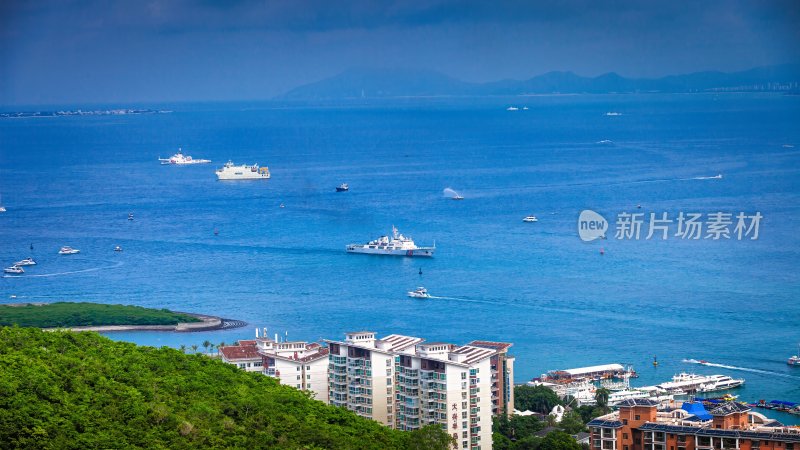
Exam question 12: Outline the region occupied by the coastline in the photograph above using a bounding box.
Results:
[44,312,247,333]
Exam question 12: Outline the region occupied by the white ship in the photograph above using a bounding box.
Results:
[346,226,435,257]
[655,373,744,394]
[58,246,80,255]
[523,215,538,222]
[215,161,270,180]
[159,148,211,165]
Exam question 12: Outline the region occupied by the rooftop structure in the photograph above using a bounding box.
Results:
[588,399,800,450]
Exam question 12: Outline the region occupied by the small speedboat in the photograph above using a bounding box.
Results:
[407,287,431,299]
[4,265,24,274]
[523,216,538,223]
[14,258,36,266]
[59,246,80,255]
[336,183,349,192]
[114,246,123,252]
[452,195,464,200]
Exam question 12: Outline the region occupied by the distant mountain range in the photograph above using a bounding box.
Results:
[279,64,800,99]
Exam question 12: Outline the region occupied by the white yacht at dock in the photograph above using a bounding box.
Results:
[158,148,211,165]
[346,226,435,257]
[215,161,270,180]
[651,373,744,394]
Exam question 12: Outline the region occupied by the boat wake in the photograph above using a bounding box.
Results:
[2,260,124,278]
[691,174,723,180]
[683,359,800,380]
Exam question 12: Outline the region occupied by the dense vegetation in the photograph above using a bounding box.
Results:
[0,327,452,449]
[0,302,201,328]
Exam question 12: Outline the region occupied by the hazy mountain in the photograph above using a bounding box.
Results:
[279,64,800,99]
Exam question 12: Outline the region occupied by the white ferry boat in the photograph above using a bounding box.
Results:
[159,148,211,165]
[215,161,270,180]
[14,258,36,266]
[655,373,744,394]
[346,226,435,257]
[407,287,431,298]
[58,246,80,255]
[4,265,23,274]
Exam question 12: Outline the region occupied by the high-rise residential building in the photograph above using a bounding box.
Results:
[257,338,330,402]
[326,331,514,450]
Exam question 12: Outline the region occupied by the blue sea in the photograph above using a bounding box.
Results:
[1,94,799,424]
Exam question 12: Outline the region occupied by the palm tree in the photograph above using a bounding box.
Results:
[209,343,215,355]
[595,387,611,411]
[218,342,226,354]
[179,344,186,353]
[191,344,198,353]
[202,340,211,353]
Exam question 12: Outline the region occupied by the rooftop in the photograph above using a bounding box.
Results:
[709,402,751,416]
[450,345,497,364]
[219,345,262,361]
[467,340,513,351]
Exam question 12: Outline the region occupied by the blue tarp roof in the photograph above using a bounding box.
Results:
[681,402,713,420]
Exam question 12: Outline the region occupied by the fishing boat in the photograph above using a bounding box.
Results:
[407,287,431,299]
[336,183,349,192]
[58,246,80,255]
[114,246,123,252]
[4,265,23,274]
[14,258,36,266]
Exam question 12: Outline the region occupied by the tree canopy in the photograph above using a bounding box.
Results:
[0,327,452,449]
[0,302,201,328]
[514,385,563,414]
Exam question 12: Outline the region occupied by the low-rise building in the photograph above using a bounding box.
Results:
[218,340,263,372]
[588,399,800,450]
[256,338,330,402]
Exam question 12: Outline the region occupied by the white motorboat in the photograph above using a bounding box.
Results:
[114,246,123,252]
[14,258,36,266]
[336,183,349,192]
[159,148,211,165]
[656,373,744,394]
[407,287,431,299]
[789,343,800,366]
[4,265,23,274]
[523,216,538,222]
[59,246,80,255]
[347,226,435,257]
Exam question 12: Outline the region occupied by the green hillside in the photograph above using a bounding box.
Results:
[0,302,201,328]
[0,327,451,449]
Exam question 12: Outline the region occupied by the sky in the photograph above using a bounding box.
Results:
[1,0,799,105]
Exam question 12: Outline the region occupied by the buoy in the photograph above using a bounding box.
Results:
[653,355,659,367]
[214,228,219,236]
[419,268,423,275]
[600,248,605,255]
[30,243,33,250]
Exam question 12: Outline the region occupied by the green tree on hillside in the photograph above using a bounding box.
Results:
[191,344,198,353]
[515,385,563,414]
[539,430,581,450]
[594,388,610,411]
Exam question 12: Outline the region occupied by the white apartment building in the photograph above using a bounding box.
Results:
[218,335,330,402]
[326,331,515,450]
[218,340,263,372]
[256,338,330,402]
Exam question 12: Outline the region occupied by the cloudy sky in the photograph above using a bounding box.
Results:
[1,0,799,105]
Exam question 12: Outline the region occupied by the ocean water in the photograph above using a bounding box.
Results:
[1,94,799,424]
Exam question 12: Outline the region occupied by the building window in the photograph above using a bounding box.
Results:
[307,384,311,389]
[306,365,310,370]
[387,378,392,385]
[297,366,301,371]
[297,375,301,380]
[462,372,467,379]
[634,415,640,420]
[296,384,301,388]
[623,433,628,439]
[624,446,629,450]
[623,419,628,425]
